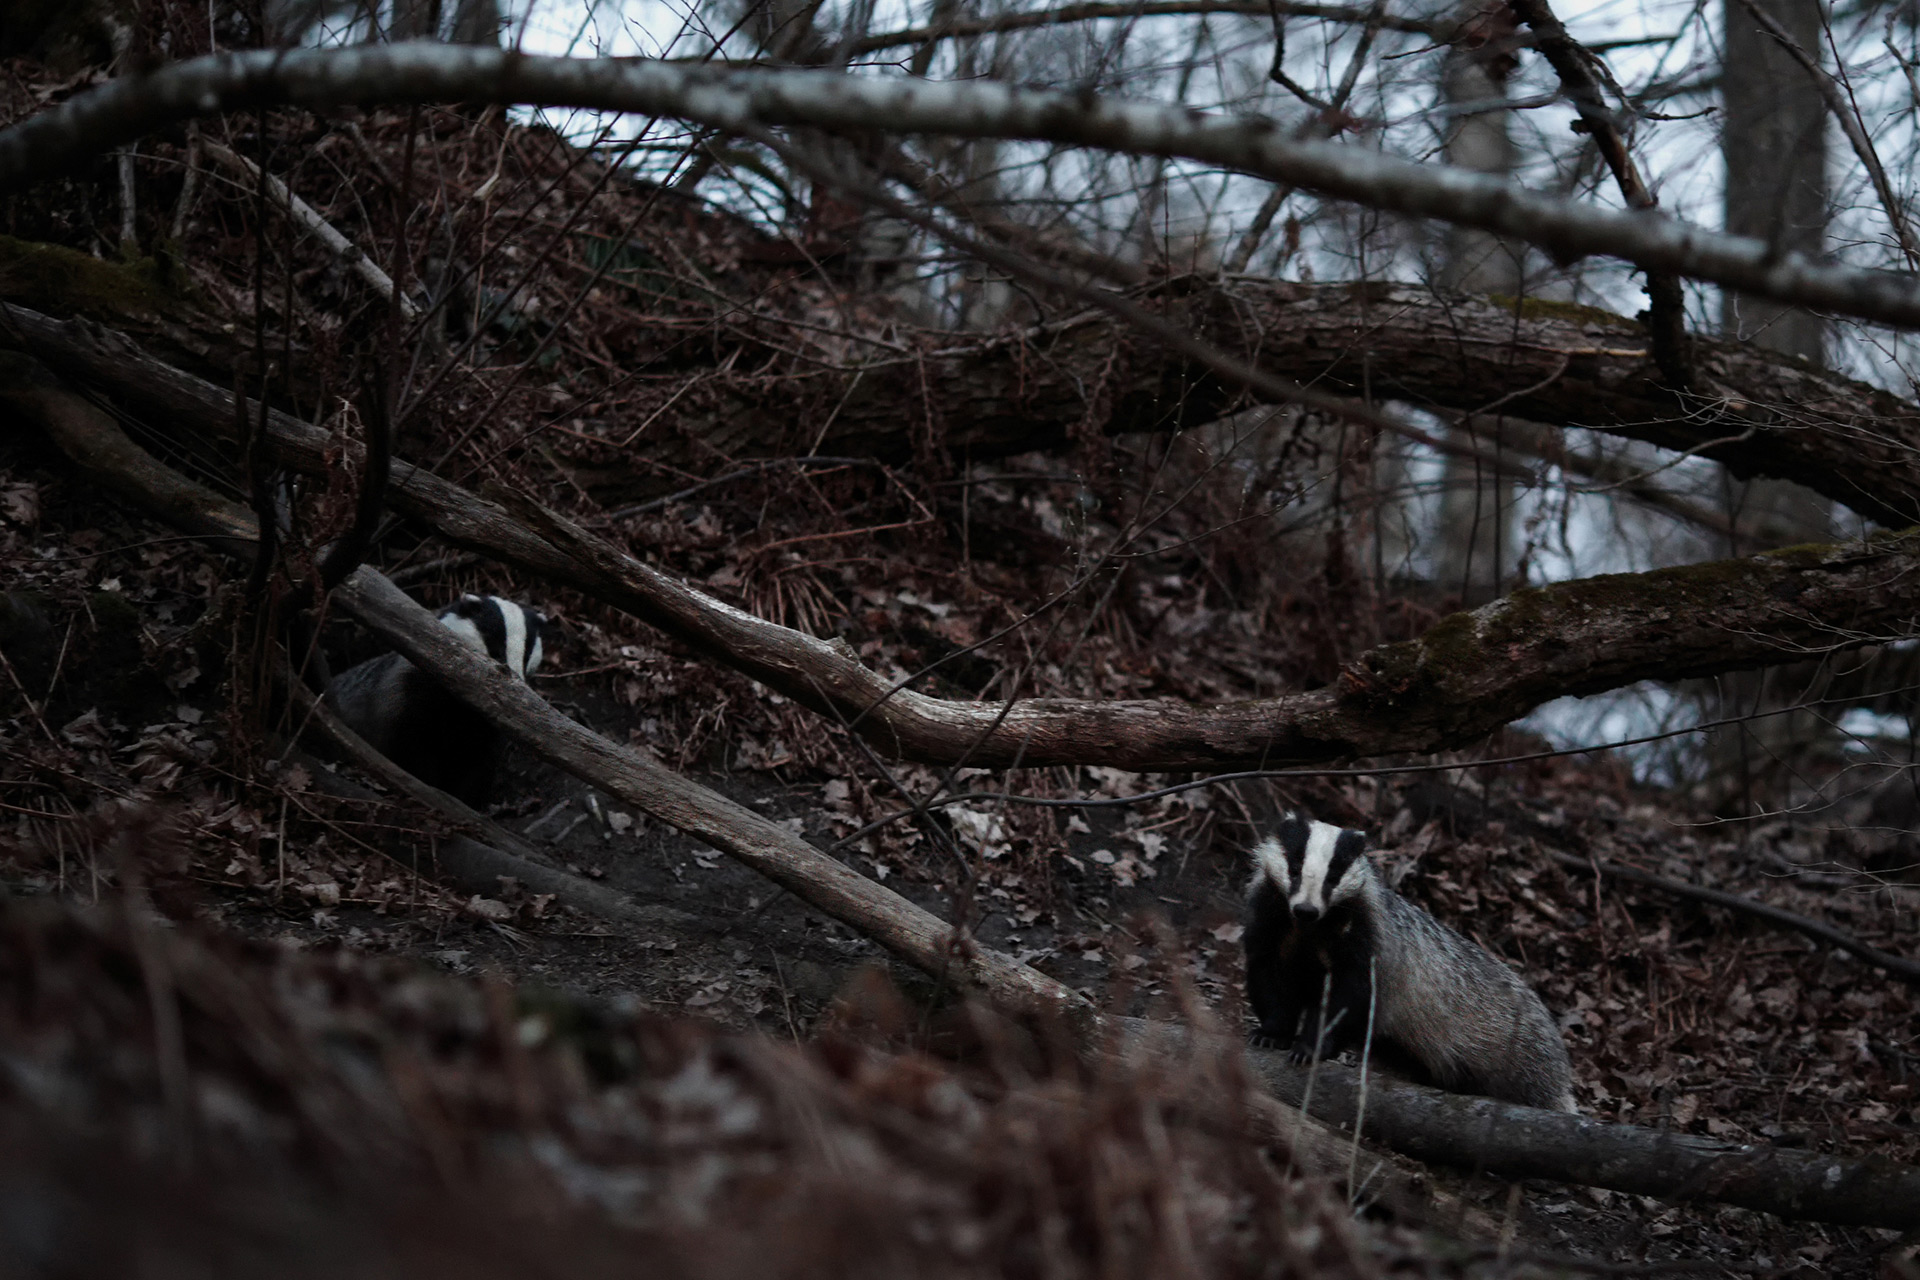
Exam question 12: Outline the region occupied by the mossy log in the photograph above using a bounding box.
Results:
[0,235,257,395]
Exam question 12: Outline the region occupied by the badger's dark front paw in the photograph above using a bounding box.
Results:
[1287,1040,1322,1067]
[1249,1030,1283,1052]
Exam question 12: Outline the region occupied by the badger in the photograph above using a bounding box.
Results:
[1243,813,1577,1113]
[325,594,545,809]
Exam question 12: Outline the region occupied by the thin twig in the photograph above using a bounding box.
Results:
[0,644,59,746]
[116,145,138,249]
[848,0,1437,56]
[597,457,878,522]
[168,120,201,242]
[1228,0,1387,273]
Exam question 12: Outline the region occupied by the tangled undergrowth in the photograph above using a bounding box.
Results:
[2,49,1919,1279]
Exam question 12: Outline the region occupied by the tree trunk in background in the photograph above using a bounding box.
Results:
[1431,13,1524,604]
[388,0,440,40]
[448,0,500,45]
[1719,0,1831,546]
[1721,0,1827,370]
[1707,0,1835,815]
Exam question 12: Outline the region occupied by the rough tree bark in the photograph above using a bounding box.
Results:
[1433,0,1524,603]
[1722,0,1828,366]
[1713,0,1834,547]
[9,280,1920,527]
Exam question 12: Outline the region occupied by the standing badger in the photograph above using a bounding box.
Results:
[1243,813,1576,1112]
[325,594,545,809]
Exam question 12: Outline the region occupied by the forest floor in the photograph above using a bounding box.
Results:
[4,433,1918,1277]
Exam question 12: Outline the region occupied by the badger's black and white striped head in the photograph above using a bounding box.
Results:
[437,595,546,680]
[1251,813,1375,923]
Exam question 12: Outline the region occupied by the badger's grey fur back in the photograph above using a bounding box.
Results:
[1243,813,1576,1113]
[326,594,544,808]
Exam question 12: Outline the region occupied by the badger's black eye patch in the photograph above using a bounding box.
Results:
[1274,813,1311,880]
[1328,829,1367,891]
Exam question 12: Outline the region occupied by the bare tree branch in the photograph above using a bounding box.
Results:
[1465,415,1739,537]
[1549,849,1920,985]
[327,565,1096,1024]
[508,493,1920,771]
[6,46,1920,329]
[846,0,1438,57]
[201,139,421,320]
[1224,0,1385,273]
[313,369,394,591]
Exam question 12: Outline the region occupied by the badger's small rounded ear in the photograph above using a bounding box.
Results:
[461,592,483,603]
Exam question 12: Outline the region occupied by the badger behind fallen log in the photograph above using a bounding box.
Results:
[1243,813,1577,1113]
[325,594,545,809]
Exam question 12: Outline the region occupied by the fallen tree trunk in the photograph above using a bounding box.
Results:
[11,307,1920,773]
[0,348,256,556]
[508,489,1920,769]
[328,564,1091,1023]
[1244,1051,1920,1230]
[10,265,1920,529]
